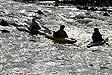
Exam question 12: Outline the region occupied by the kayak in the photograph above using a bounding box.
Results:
[45,33,77,44]
[16,24,50,35]
[87,37,108,48]
[16,21,77,44]
[32,26,77,44]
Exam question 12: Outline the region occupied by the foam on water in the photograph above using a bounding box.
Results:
[1,0,112,75]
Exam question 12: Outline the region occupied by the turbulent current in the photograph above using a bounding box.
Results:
[1,0,112,75]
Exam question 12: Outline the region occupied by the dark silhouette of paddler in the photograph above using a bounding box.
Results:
[92,28,104,42]
[53,25,68,38]
[29,17,41,35]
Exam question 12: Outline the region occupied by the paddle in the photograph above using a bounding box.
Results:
[103,37,109,46]
[24,24,52,35]
[24,22,77,44]
[87,37,109,48]
[41,25,53,34]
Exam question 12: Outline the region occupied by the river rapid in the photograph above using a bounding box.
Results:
[1,0,112,75]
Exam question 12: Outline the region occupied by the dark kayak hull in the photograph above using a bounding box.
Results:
[16,25,48,35]
[87,38,108,48]
[87,41,105,48]
[45,33,77,44]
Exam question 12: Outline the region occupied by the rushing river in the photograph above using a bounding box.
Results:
[1,0,112,75]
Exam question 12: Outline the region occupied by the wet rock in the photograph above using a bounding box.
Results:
[92,50,99,52]
[100,66,109,69]
[89,7,98,11]
[76,5,89,10]
[100,7,107,11]
[36,10,44,15]
[89,64,93,67]
[83,6,89,10]
[0,30,10,33]
[0,19,9,26]
[76,5,83,10]
[103,12,110,16]
[54,3,59,7]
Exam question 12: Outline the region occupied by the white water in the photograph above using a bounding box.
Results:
[0,0,112,75]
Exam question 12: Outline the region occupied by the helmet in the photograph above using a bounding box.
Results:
[32,17,36,22]
[94,28,99,31]
[60,25,65,30]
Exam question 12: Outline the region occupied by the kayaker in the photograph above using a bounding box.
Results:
[92,28,104,42]
[53,25,68,38]
[30,17,41,34]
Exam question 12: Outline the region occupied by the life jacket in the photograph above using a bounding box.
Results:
[30,21,41,34]
[53,30,68,38]
[92,31,104,42]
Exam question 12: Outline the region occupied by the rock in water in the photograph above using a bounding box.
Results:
[36,10,44,15]
[103,12,110,16]
[0,30,10,33]
[0,19,9,26]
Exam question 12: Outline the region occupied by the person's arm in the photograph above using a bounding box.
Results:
[99,33,104,41]
[92,33,95,42]
[64,31,68,38]
[53,31,57,38]
[29,23,33,31]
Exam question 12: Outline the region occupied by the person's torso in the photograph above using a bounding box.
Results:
[53,30,67,38]
[31,22,41,30]
[92,32,103,42]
